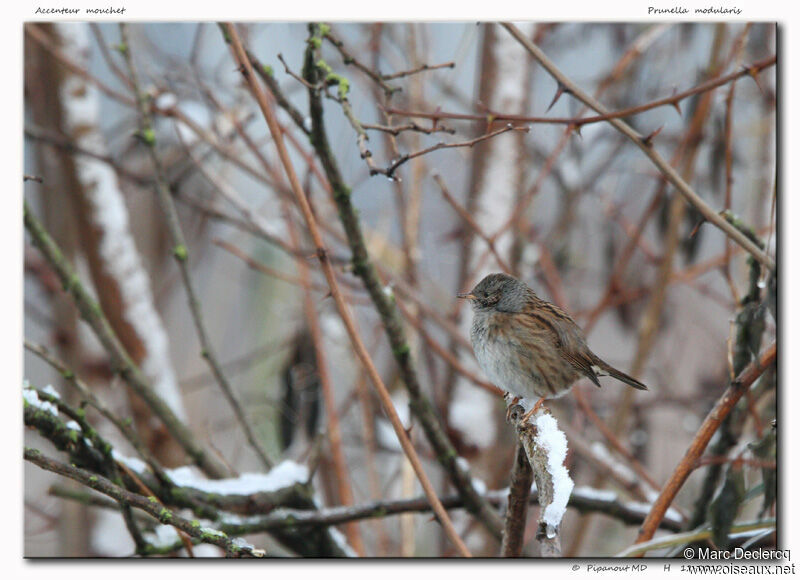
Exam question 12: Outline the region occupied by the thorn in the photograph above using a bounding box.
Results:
[641,125,664,147]
[569,123,582,138]
[746,65,765,95]
[688,217,707,239]
[670,88,682,116]
[546,82,570,112]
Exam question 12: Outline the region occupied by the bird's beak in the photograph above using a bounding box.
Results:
[456,292,476,300]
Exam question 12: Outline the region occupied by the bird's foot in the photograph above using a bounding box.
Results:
[504,394,521,423]
[520,396,547,424]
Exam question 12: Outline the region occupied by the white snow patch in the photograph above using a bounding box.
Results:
[232,536,254,550]
[572,485,617,503]
[327,525,358,557]
[191,543,225,557]
[448,383,497,448]
[154,92,178,110]
[112,451,149,474]
[148,524,180,548]
[166,460,309,495]
[65,420,82,432]
[42,385,61,399]
[91,509,134,556]
[376,391,412,452]
[590,441,638,484]
[23,386,58,416]
[629,500,682,523]
[533,412,574,533]
[54,23,186,422]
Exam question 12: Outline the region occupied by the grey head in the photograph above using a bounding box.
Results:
[456,273,532,313]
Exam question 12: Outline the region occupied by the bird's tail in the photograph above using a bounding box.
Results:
[593,356,649,391]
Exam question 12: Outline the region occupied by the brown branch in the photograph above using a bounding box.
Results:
[361,121,455,136]
[286,198,366,555]
[23,203,230,479]
[24,448,265,557]
[433,173,513,274]
[634,341,776,547]
[500,444,534,557]
[118,24,274,471]
[382,54,775,130]
[380,61,456,81]
[323,29,399,97]
[222,22,472,558]
[500,23,774,271]
[394,296,503,396]
[380,123,528,179]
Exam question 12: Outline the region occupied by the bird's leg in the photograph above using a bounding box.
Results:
[504,393,521,423]
[520,396,547,424]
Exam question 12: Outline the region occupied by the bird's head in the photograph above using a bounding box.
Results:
[457,273,529,312]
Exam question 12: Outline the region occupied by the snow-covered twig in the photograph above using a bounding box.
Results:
[508,401,574,557]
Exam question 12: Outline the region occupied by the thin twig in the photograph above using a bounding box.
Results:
[24,340,170,482]
[24,448,266,557]
[286,198,366,555]
[433,173,512,274]
[381,61,455,81]
[500,23,774,271]
[634,342,776,546]
[222,22,473,558]
[118,24,274,470]
[382,55,775,130]
[23,203,229,478]
[380,124,528,179]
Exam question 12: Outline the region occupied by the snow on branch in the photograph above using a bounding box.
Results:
[54,23,186,420]
[507,399,574,557]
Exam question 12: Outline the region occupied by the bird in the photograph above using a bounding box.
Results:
[457,273,647,421]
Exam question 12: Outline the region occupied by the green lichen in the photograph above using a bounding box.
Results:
[61,369,75,380]
[114,43,127,55]
[332,74,350,99]
[316,59,332,76]
[88,475,98,483]
[315,59,350,99]
[319,23,331,37]
[392,343,410,358]
[63,273,80,293]
[200,527,227,540]
[172,244,188,262]
[158,508,172,523]
[140,127,156,146]
[261,64,274,77]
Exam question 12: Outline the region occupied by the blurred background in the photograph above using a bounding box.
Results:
[23,22,776,557]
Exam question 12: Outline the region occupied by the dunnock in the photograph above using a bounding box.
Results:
[458,273,647,416]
